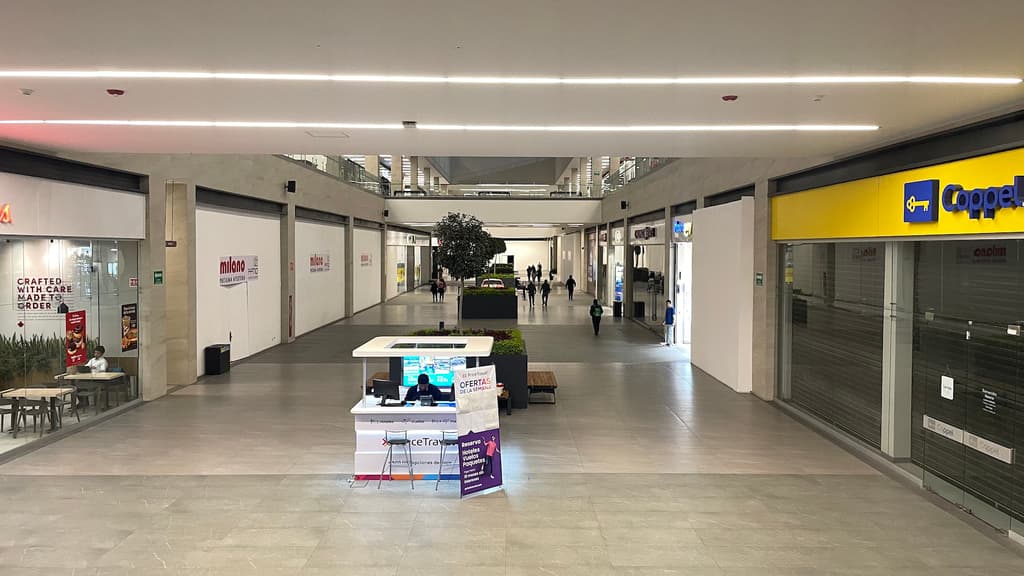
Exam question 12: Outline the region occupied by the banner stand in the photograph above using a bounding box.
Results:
[453,364,504,498]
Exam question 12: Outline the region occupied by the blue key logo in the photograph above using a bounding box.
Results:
[904,180,939,223]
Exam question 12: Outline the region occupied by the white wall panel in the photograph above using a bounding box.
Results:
[352,227,382,312]
[386,198,601,226]
[691,198,754,393]
[493,240,550,276]
[195,207,281,376]
[295,220,345,336]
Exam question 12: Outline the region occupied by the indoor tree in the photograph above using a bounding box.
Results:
[433,212,499,331]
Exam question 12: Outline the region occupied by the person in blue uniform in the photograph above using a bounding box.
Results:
[405,373,447,402]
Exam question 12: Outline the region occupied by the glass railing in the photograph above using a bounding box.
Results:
[282,154,389,195]
[601,157,673,195]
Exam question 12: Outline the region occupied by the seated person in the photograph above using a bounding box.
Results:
[84,345,108,373]
[404,373,448,403]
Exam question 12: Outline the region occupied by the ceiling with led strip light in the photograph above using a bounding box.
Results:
[0,0,1022,157]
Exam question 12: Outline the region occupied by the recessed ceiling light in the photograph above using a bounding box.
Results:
[0,119,880,132]
[0,70,1018,85]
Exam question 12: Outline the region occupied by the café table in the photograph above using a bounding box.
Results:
[1,387,76,438]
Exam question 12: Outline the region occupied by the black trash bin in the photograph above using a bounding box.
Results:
[204,344,231,375]
[633,301,645,318]
[613,301,623,317]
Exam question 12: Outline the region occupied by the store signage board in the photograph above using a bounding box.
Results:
[129,277,139,288]
[905,177,1024,223]
[360,253,373,267]
[923,415,964,444]
[923,414,1013,464]
[310,253,330,273]
[65,310,87,366]
[219,255,259,286]
[0,203,11,223]
[940,375,954,400]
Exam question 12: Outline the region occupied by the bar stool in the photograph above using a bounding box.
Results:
[378,430,415,490]
[436,430,460,491]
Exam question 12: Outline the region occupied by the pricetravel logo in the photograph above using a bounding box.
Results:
[904,176,1024,223]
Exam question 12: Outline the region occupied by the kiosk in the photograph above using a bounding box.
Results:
[350,336,494,481]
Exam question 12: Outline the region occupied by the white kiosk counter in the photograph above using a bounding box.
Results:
[350,336,493,481]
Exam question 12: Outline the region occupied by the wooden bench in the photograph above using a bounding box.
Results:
[527,371,558,404]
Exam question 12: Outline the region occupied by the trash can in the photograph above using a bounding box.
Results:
[204,344,231,375]
[633,301,645,318]
[613,301,623,317]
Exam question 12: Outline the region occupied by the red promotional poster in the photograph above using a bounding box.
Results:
[65,310,87,366]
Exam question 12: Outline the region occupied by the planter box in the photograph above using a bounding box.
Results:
[480,353,529,410]
[461,293,518,319]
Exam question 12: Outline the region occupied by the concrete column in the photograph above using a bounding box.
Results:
[280,197,296,343]
[163,180,197,390]
[345,220,354,318]
[608,157,621,190]
[409,156,419,190]
[623,217,633,318]
[433,176,441,194]
[590,156,602,197]
[139,176,169,400]
[391,155,403,193]
[664,206,673,305]
[364,155,379,178]
[882,241,914,458]
[751,179,776,401]
[423,167,431,193]
[406,246,416,291]
[563,176,570,191]
[380,224,389,302]
[571,165,580,195]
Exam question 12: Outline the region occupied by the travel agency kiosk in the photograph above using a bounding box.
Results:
[350,336,503,496]
[773,145,1024,535]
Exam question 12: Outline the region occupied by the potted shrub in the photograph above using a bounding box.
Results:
[462,286,517,319]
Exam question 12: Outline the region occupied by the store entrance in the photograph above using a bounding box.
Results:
[673,242,693,347]
[912,240,1024,534]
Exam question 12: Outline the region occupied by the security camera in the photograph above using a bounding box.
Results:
[106,88,126,97]
[18,88,34,96]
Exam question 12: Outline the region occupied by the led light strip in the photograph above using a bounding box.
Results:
[0,71,1018,85]
[0,120,880,132]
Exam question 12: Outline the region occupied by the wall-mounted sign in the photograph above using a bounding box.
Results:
[153,270,164,285]
[65,310,87,366]
[309,253,330,273]
[612,228,624,245]
[941,375,954,400]
[165,240,178,248]
[672,219,693,242]
[16,277,73,317]
[905,176,1024,222]
[121,303,138,352]
[754,272,764,287]
[360,253,373,267]
[129,277,139,288]
[633,226,657,240]
[0,203,11,224]
[219,255,259,286]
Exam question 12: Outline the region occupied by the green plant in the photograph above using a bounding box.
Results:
[491,263,514,274]
[0,332,91,385]
[464,287,515,297]
[433,213,502,332]
[411,328,525,355]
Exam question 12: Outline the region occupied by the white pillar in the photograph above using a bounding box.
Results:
[882,241,914,458]
[590,156,602,197]
[571,165,580,195]
[423,167,431,193]
[390,155,403,193]
[609,157,621,190]
[364,155,379,178]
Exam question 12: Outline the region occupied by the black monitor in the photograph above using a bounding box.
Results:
[372,379,401,406]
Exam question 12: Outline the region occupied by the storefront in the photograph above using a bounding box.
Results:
[386,229,430,300]
[0,170,145,452]
[605,224,625,305]
[295,209,347,337]
[628,216,666,329]
[671,206,694,347]
[586,229,598,295]
[773,146,1024,536]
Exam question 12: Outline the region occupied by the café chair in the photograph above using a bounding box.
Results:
[378,430,415,490]
[18,398,50,437]
[0,389,14,432]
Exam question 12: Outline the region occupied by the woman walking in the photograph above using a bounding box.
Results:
[437,278,447,302]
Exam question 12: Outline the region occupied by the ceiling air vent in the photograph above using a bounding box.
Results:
[305,130,350,139]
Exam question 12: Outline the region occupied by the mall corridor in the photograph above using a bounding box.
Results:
[0,289,1021,575]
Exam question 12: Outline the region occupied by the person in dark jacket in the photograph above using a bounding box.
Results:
[589,299,603,335]
[541,280,551,307]
[565,275,577,301]
[430,280,439,302]
[404,373,448,402]
[527,281,537,307]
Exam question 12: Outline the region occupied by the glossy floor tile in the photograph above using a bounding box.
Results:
[0,287,1021,574]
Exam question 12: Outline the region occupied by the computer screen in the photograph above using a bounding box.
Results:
[401,355,466,387]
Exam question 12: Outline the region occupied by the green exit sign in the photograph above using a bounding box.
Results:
[153,270,164,286]
[755,272,764,286]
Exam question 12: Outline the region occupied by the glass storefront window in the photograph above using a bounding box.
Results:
[0,237,140,453]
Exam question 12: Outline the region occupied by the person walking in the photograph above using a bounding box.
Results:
[589,299,603,335]
[541,280,551,307]
[565,275,576,301]
[527,265,534,283]
[536,263,543,282]
[438,278,447,302]
[430,279,439,303]
[663,299,675,346]
[527,281,537,307]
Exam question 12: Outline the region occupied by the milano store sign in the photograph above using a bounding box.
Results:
[219,255,260,286]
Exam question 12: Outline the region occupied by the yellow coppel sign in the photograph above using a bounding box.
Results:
[772,147,1024,240]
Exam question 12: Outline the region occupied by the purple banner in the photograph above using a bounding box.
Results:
[459,429,502,497]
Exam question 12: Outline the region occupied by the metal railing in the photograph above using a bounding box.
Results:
[283,154,389,195]
[601,157,673,194]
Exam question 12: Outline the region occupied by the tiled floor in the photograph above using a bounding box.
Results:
[1,287,1022,574]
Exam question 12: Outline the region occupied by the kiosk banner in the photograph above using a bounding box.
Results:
[454,365,503,497]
